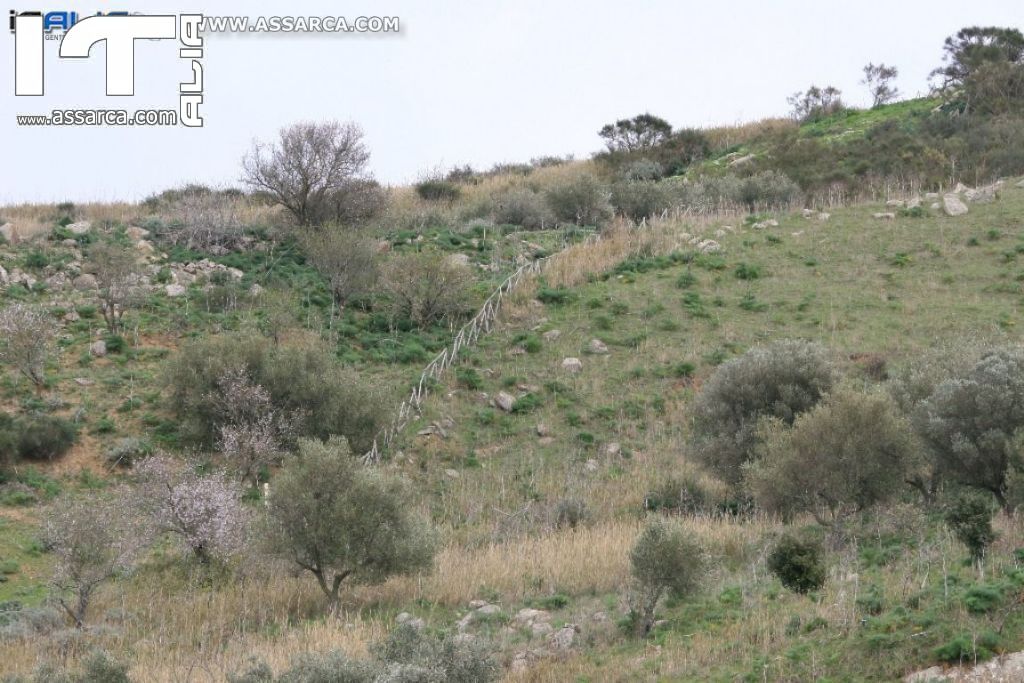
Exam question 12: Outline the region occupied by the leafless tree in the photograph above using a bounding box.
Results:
[862,63,900,107]
[0,303,57,390]
[301,228,379,308]
[787,85,844,121]
[242,121,370,227]
[45,492,146,628]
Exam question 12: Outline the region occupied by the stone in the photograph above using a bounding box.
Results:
[698,239,722,254]
[751,219,779,229]
[885,199,904,207]
[536,423,551,437]
[468,599,490,609]
[584,459,599,473]
[965,182,1000,203]
[45,273,69,290]
[447,253,471,267]
[0,223,16,244]
[587,339,609,355]
[65,221,91,236]
[817,212,831,222]
[395,612,425,630]
[89,340,107,357]
[531,622,554,636]
[249,283,264,297]
[547,624,579,650]
[714,229,727,238]
[165,284,187,297]
[943,194,969,217]
[72,273,97,290]
[444,468,460,479]
[906,197,921,209]
[1017,178,1024,188]
[872,212,895,220]
[930,202,941,210]
[125,226,150,240]
[476,604,502,616]
[495,391,516,412]
[561,357,583,373]
[136,240,155,254]
[802,208,818,218]
[63,311,80,323]
[601,442,622,457]
[73,377,94,386]
[954,182,968,193]
[925,192,940,199]
[542,329,561,342]
[728,154,754,167]
[515,608,550,625]
[0,265,8,286]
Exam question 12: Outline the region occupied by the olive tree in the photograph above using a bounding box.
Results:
[45,493,145,628]
[629,517,704,636]
[266,437,436,611]
[0,303,57,391]
[691,339,834,487]
[745,388,921,525]
[242,121,370,227]
[862,63,900,107]
[916,347,1024,509]
[86,240,142,334]
[598,113,673,153]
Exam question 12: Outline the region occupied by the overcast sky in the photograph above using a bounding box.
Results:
[1,0,1021,203]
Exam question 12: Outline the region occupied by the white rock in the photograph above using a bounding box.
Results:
[906,197,921,209]
[547,624,579,650]
[802,209,818,218]
[536,423,551,437]
[601,442,621,457]
[468,599,490,610]
[125,226,150,240]
[476,604,502,616]
[587,339,609,354]
[515,608,550,624]
[0,265,8,286]
[248,283,264,297]
[925,192,940,199]
[943,194,969,216]
[817,212,831,222]
[495,391,515,412]
[930,202,941,210]
[72,274,97,290]
[65,221,91,236]
[531,622,554,636]
[0,223,16,244]
[714,229,727,238]
[90,340,107,357]
[1017,178,1024,188]
[584,459,599,473]
[447,253,470,267]
[872,212,895,220]
[728,154,754,167]
[165,283,187,297]
[561,357,583,373]
[136,240,155,254]
[885,199,904,207]
[698,240,722,254]
[542,329,561,342]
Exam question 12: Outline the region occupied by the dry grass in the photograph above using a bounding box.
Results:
[701,117,797,152]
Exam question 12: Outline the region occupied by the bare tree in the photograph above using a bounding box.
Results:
[86,241,141,334]
[210,367,298,487]
[787,85,844,121]
[862,63,900,107]
[380,253,473,328]
[0,303,57,391]
[301,228,379,308]
[45,493,145,628]
[242,121,370,227]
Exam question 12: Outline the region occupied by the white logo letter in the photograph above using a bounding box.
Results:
[59,15,176,96]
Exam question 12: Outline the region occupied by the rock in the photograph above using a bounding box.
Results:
[65,221,91,236]
[1017,178,1024,188]
[561,357,583,373]
[63,311,80,323]
[0,265,8,286]
[930,202,941,210]
[943,194,969,216]
[89,340,107,357]
[587,339,609,355]
[925,192,940,199]
[584,459,599,473]
[802,208,818,218]
[72,273,97,290]
[515,608,550,625]
[872,212,896,220]
[751,219,779,229]
[542,329,561,342]
[468,599,490,610]
[547,624,579,650]
[885,199,904,207]
[10,269,36,289]
[248,284,264,297]
[476,604,502,616]
[906,197,921,209]
[165,283,187,297]
[448,253,471,268]
[444,469,460,479]
[62,239,78,247]
[0,223,16,244]
[511,651,544,673]
[73,377,94,386]
[965,182,1001,203]
[136,240,155,254]
[698,239,722,254]
[495,391,516,412]
[395,612,425,631]
[531,622,554,636]
[125,226,150,240]
[954,182,968,193]
[728,153,754,167]
[714,229,727,238]
[225,267,244,280]
[45,273,69,290]
[601,442,621,457]
[536,423,551,437]
[817,212,831,222]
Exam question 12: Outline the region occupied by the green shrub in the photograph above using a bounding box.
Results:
[644,473,724,515]
[103,437,152,468]
[491,186,553,229]
[4,414,78,462]
[768,533,826,594]
[511,393,542,413]
[415,179,462,202]
[734,263,762,280]
[944,490,998,561]
[544,173,612,226]
[536,286,577,305]
[935,630,1000,664]
[455,367,483,390]
[610,181,672,220]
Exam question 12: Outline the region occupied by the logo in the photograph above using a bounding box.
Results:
[11,11,204,126]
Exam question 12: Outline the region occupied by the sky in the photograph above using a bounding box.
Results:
[0,0,1021,203]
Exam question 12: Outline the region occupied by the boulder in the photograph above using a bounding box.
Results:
[728,154,754,167]
[495,391,515,412]
[698,240,722,254]
[448,253,471,267]
[136,240,155,255]
[165,284,187,297]
[885,199,904,207]
[906,197,922,209]
[536,423,551,437]
[872,212,895,220]
[45,273,69,290]
[0,223,16,244]
[601,442,622,457]
[0,265,8,286]
[395,612,425,631]
[802,209,818,218]
[542,329,561,342]
[90,340,107,357]
[943,194,969,217]
[1017,178,1024,188]
[561,357,583,373]
[965,182,1000,203]
[547,624,579,650]
[930,202,941,210]
[125,226,150,240]
[65,221,91,236]
[587,339,609,355]
[72,273,97,290]
[751,219,779,230]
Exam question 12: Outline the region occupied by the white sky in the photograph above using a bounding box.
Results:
[0,0,1021,203]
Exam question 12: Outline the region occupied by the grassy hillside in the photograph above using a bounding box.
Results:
[2,183,1024,680]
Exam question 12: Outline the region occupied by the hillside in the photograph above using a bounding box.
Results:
[1,178,1024,680]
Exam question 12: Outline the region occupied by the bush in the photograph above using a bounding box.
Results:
[544,173,613,226]
[103,437,152,468]
[610,181,673,221]
[691,339,834,486]
[745,388,921,525]
[380,253,473,328]
[643,472,726,515]
[945,490,997,562]
[9,415,77,462]
[768,533,826,594]
[301,229,379,306]
[165,334,385,453]
[415,179,462,202]
[266,437,436,610]
[629,517,705,635]
[490,186,553,229]
[618,159,664,182]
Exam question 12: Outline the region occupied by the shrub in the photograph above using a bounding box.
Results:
[266,437,436,610]
[944,489,997,562]
[745,388,921,525]
[380,253,473,328]
[301,229,379,306]
[644,472,726,515]
[629,517,705,635]
[415,179,462,202]
[103,437,152,468]
[165,334,385,452]
[768,533,826,594]
[12,415,77,462]
[610,181,673,221]
[0,304,58,390]
[544,173,613,226]
[691,339,834,486]
[490,186,553,229]
[618,159,664,182]
[738,171,802,211]
[552,497,590,529]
